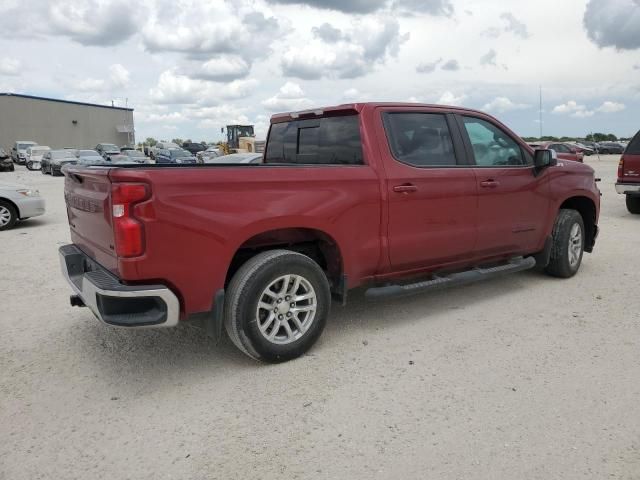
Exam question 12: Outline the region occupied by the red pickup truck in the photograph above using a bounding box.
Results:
[60,103,600,362]
[616,130,640,214]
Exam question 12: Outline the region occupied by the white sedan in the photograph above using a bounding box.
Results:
[0,183,46,230]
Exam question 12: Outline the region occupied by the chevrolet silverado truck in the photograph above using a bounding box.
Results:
[60,103,600,362]
[616,130,640,214]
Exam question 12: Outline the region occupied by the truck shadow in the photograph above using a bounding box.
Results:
[71,269,545,391]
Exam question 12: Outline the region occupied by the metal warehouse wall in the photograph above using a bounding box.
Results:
[0,95,134,151]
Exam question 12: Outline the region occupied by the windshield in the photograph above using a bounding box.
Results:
[126,150,145,157]
[18,142,36,150]
[102,144,119,151]
[30,147,49,154]
[51,150,76,159]
[170,150,192,159]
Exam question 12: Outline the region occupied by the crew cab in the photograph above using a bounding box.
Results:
[59,103,600,362]
[616,129,640,214]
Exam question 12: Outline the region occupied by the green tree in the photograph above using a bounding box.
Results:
[145,137,158,147]
[171,138,184,145]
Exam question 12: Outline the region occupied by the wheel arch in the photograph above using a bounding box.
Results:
[225,227,345,296]
[558,195,597,252]
[0,196,21,217]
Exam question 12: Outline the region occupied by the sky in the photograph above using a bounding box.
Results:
[0,0,639,142]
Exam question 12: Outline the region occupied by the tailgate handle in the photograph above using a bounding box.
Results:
[393,184,418,194]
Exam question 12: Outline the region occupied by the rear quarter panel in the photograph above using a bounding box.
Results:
[110,165,383,315]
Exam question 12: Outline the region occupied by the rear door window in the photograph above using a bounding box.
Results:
[265,115,363,165]
[626,132,640,154]
[382,113,458,167]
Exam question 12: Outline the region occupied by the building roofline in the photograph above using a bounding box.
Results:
[0,93,134,111]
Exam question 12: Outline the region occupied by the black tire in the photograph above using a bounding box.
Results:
[545,209,585,278]
[26,161,34,170]
[627,195,640,214]
[0,200,18,231]
[224,250,331,363]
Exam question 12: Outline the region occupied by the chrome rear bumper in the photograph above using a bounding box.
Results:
[59,244,180,328]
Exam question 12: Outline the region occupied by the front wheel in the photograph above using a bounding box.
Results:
[26,161,34,170]
[0,200,18,231]
[626,195,640,214]
[224,250,331,363]
[545,209,585,278]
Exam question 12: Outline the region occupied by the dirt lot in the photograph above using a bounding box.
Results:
[1,156,639,480]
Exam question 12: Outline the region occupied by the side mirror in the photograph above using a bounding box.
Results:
[534,149,558,169]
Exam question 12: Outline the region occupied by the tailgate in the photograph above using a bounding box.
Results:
[621,134,640,182]
[64,168,117,272]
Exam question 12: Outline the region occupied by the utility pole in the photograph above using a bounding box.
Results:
[539,85,543,139]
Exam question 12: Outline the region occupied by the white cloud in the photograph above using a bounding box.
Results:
[262,82,313,112]
[149,70,257,105]
[0,57,21,76]
[342,88,370,101]
[109,64,130,89]
[73,64,130,92]
[282,17,409,79]
[596,101,626,113]
[483,97,529,113]
[438,91,467,106]
[552,100,594,118]
[195,56,251,82]
[49,0,140,46]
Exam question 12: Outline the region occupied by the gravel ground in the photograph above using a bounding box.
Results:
[1,156,639,480]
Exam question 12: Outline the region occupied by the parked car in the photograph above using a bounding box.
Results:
[182,142,207,156]
[60,102,600,363]
[122,149,151,163]
[615,129,640,214]
[0,148,14,172]
[25,146,51,170]
[568,143,594,156]
[150,142,180,160]
[95,143,121,160]
[538,142,583,162]
[197,146,222,163]
[155,148,197,164]
[0,182,45,230]
[11,141,38,164]
[41,149,78,176]
[204,152,263,164]
[597,142,625,155]
[76,150,108,166]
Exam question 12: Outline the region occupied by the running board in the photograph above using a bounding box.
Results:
[365,256,536,301]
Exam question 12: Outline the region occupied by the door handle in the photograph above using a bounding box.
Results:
[480,180,500,188]
[393,184,418,194]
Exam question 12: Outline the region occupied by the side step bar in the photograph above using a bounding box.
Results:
[365,256,536,301]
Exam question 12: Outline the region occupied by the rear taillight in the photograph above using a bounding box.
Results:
[111,183,149,258]
[618,157,625,181]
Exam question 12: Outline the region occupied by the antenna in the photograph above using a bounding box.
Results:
[539,85,543,139]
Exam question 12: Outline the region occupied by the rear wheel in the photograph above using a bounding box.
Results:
[545,209,585,278]
[627,195,640,214]
[224,250,331,363]
[26,161,34,170]
[0,200,18,231]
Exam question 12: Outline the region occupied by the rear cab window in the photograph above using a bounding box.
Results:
[265,115,363,165]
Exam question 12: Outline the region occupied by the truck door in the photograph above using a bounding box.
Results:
[456,114,551,256]
[377,109,478,271]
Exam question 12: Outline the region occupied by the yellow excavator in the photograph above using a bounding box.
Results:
[219,125,259,155]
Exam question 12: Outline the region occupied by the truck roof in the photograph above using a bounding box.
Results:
[270,102,487,123]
